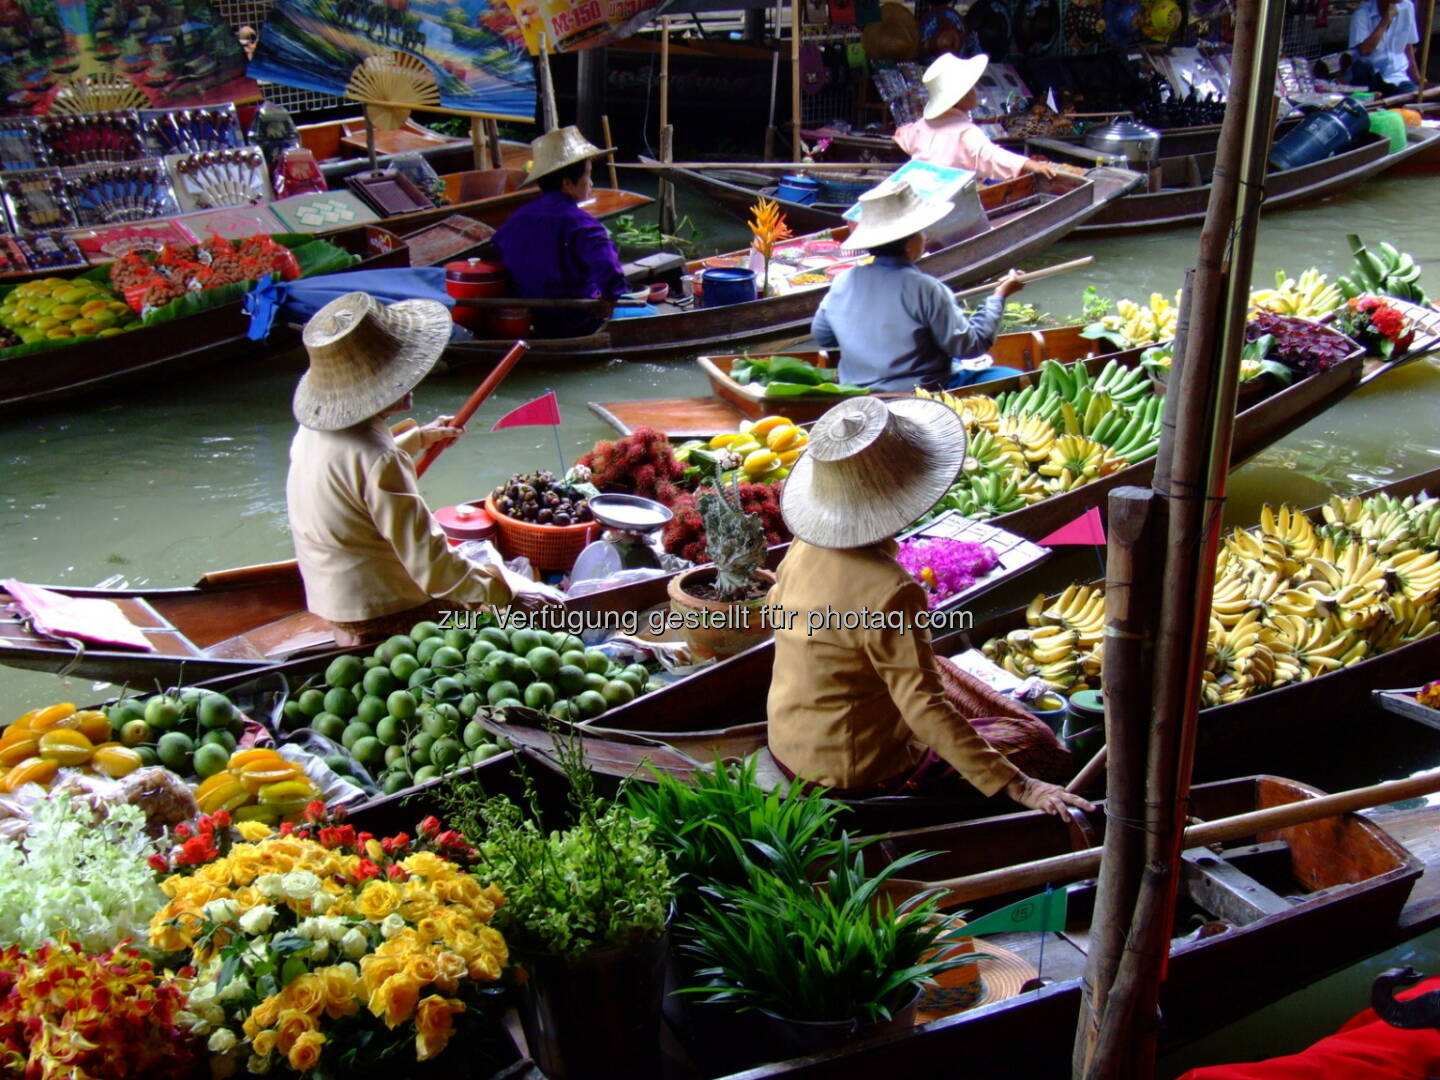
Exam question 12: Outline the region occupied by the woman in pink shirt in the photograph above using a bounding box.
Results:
[893,52,1060,182]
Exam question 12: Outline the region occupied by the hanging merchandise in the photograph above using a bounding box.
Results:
[847,41,870,68]
[831,0,859,27]
[921,2,979,60]
[967,0,1015,60]
[1016,0,1062,55]
[1103,0,1144,45]
[248,101,300,171]
[272,149,329,200]
[862,1,920,61]
[1064,0,1110,53]
[1139,0,1184,42]
[805,0,829,22]
[800,44,833,96]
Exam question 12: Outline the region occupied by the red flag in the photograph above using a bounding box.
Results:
[491,391,561,431]
[1038,507,1106,546]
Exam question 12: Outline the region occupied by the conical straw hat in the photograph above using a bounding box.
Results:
[293,292,452,431]
[524,125,615,187]
[841,179,955,251]
[922,51,990,120]
[781,396,968,549]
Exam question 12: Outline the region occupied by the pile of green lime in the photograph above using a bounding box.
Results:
[106,687,248,780]
[281,618,654,796]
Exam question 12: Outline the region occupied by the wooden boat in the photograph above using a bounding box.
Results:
[438,168,1143,367]
[1359,297,1440,385]
[0,335,1359,685]
[0,224,411,411]
[584,464,1440,790]
[590,327,1142,437]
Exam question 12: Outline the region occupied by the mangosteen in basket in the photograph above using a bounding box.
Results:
[554,512,572,526]
[537,508,554,524]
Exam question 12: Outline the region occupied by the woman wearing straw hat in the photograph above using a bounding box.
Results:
[811,180,1025,391]
[767,395,1094,815]
[893,52,1060,181]
[287,292,557,647]
[491,126,629,339]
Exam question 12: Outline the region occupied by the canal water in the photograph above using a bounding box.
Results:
[1,170,1439,1073]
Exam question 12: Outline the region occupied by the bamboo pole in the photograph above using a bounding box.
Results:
[600,115,620,189]
[1078,0,1289,1072]
[364,110,378,172]
[1073,487,1164,1075]
[659,16,671,133]
[765,48,781,161]
[613,159,892,171]
[538,33,558,132]
[485,118,503,169]
[791,0,802,163]
[470,115,486,171]
[659,124,677,237]
[1419,0,1436,100]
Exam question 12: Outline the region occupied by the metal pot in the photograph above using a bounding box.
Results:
[1084,120,1163,169]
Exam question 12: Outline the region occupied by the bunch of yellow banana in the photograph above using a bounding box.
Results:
[1038,434,1128,492]
[709,415,809,481]
[1091,292,1181,347]
[1248,267,1345,318]
[982,488,1440,703]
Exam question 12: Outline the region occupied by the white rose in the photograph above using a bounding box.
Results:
[309,892,334,915]
[238,905,276,935]
[215,974,250,1003]
[246,1053,272,1075]
[308,938,330,962]
[175,1009,209,1035]
[294,918,322,941]
[380,913,406,939]
[255,874,286,901]
[189,983,216,1007]
[321,916,349,942]
[207,1028,238,1054]
[340,928,368,960]
[203,899,240,925]
[197,1000,226,1027]
[281,871,320,902]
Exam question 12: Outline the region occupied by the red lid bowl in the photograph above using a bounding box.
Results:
[445,258,506,282]
[434,502,496,540]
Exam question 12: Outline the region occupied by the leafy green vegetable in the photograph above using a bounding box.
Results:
[763,355,831,386]
[763,381,868,397]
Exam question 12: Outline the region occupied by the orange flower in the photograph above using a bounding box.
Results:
[253,1029,279,1058]
[414,995,467,1062]
[747,198,792,260]
[367,971,424,1028]
[288,1029,326,1071]
[281,973,326,1016]
[276,1007,318,1053]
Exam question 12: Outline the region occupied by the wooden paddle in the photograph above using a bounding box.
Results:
[888,767,1440,909]
[950,256,1094,301]
[414,339,529,476]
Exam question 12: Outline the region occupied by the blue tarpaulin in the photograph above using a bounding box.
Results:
[246,268,454,341]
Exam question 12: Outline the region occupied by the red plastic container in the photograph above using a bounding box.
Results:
[434,502,496,543]
[445,258,507,333]
[488,306,531,338]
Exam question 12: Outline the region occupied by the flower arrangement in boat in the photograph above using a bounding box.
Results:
[1333,296,1416,361]
[1417,680,1440,709]
[747,197,792,298]
[149,805,511,1075]
[895,538,1000,608]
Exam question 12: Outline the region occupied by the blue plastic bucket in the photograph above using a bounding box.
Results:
[1269,109,1356,171]
[1331,96,1372,140]
[701,267,757,307]
[774,174,819,204]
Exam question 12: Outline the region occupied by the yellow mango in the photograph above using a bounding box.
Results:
[742,449,781,476]
[73,710,111,744]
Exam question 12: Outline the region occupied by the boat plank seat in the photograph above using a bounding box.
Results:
[1182,848,1295,925]
[588,397,746,438]
[202,611,336,663]
[442,169,525,203]
[0,592,205,660]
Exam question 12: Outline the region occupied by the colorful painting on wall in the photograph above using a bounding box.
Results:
[0,0,260,114]
[247,0,536,122]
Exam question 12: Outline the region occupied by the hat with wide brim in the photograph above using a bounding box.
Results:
[922,51,990,120]
[781,395,968,549]
[914,940,1040,1023]
[523,125,615,187]
[293,291,452,431]
[841,179,955,252]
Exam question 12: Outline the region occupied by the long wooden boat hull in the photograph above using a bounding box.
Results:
[438,168,1142,367]
[0,225,412,411]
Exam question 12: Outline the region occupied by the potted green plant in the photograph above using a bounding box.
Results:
[666,472,777,660]
[440,737,675,1079]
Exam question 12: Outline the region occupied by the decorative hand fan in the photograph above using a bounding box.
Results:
[50,74,149,116]
[345,52,440,131]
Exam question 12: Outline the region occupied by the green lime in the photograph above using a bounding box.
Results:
[341,721,374,750]
[375,715,405,746]
[421,708,457,739]
[416,636,444,666]
[382,772,410,795]
[134,745,159,767]
[524,682,557,710]
[462,719,488,749]
[407,667,434,690]
[509,628,541,655]
[363,656,381,669]
[487,680,520,706]
[533,630,557,651]
[473,742,505,762]
[144,695,182,730]
[156,730,196,773]
[120,719,152,746]
[201,729,237,753]
[323,686,358,720]
[574,690,607,720]
[583,672,608,692]
[324,754,353,776]
[412,765,439,785]
[559,634,587,656]
[549,700,575,723]
[431,676,465,704]
[527,647,561,679]
[193,742,229,779]
[297,688,326,718]
[466,640,498,665]
[583,650,611,675]
[356,694,388,726]
[443,627,473,651]
[510,658,535,688]
[313,713,346,741]
[351,736,385,768]
[107,698,145,727]
[615,669,645,693]
[180,687,204,713]
[377,634,415,664]
[384,745,407,767]
[324,654,365,689]
[431,645,464,672]
[479,626,510,649]
[556,665,587,696]
[430,738,463,770]
[459,692,480,718]
[624,663,650,683]
[601,679,636,706]
[463,668,490,693]
[410,732,436,764]
[387,690,418,720]
[561,650,588,671]
[493,697,524,710]
[390,653,420,682]
[281,699,307,731]
[410,620,443,643]
[481,652,516,684]
[363,666,398,699]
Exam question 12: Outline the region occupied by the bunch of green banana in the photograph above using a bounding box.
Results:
[1249,267,1345,318]
[1336,234,1428,304]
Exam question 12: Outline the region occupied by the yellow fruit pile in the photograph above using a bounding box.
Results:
[0,703,143,792]
[1248,268,1345,318]
[709,414,809,482]
[1090,292,1181,347]
[983,489,1440,705]
[193,747,318,822]
[0,277,138,347]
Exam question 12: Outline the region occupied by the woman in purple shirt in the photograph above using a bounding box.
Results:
[492,127,629,339]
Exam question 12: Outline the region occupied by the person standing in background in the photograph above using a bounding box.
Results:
[1349,0,1421,95]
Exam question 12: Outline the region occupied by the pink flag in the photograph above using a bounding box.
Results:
[1038,507,1106,546]
[491,391,561,431]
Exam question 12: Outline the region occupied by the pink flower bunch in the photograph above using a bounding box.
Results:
[896,539,999,608]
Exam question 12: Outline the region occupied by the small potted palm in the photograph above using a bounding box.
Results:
[666,472,777,660]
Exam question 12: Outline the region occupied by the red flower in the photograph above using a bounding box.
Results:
[386,864,410,882]
[146,854,169,874]
[176,834,217,866]
[1371,305,1408,340]
[417,816,441,839]
[173,823,191,841]
[303,800,328,824]
[353,859,381,882]
[210,810,231,830]
[380,832,411,855]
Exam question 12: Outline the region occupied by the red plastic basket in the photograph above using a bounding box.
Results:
[485,495,599,573]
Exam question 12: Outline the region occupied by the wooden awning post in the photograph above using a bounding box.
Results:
[538,33,558,132]
[791,0,802,162]
[765,49,781,160]
[658,15,676,234]
[1075,0,1290,1073]
[470,115,486,171]
[1418,0,1436,100]
[364,110,378,172]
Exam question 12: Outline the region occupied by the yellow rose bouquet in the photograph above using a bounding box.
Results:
[149,805,512,1077]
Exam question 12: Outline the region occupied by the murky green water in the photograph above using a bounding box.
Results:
[2,170,1440,1072]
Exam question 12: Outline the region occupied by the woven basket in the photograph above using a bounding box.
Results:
[484,495,599,573]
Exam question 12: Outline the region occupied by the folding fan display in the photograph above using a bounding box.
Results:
[64,163,180,226]
[165,148,272,212]
[49,74,150,117]
[139,106,244,156]
[344,51,440,131]
[37,113,145,168]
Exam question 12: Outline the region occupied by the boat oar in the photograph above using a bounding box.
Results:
[887,767,1440,909]
[950,256,1095,302]
[414,339,528,476]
